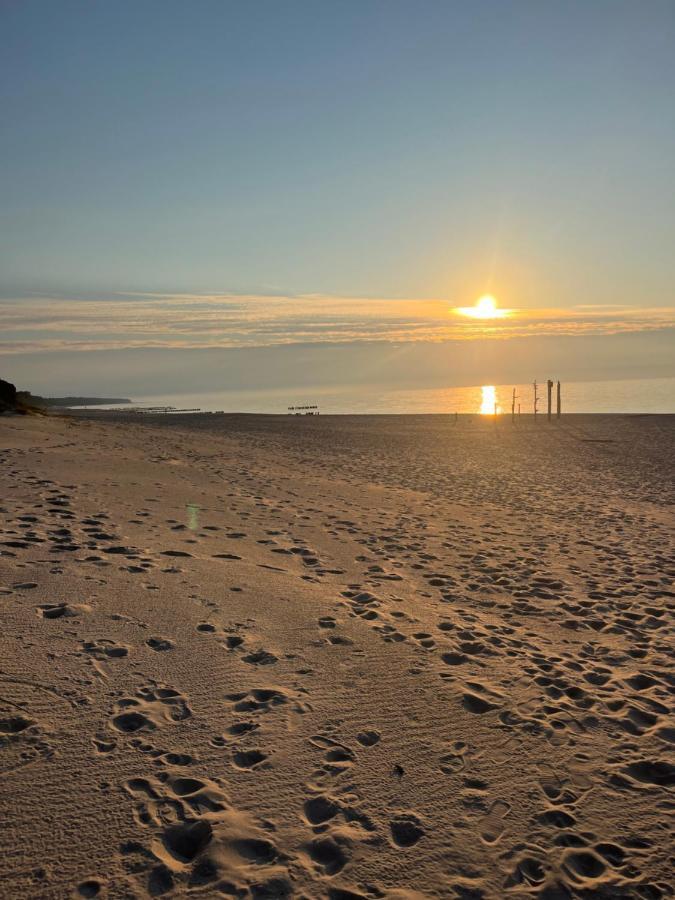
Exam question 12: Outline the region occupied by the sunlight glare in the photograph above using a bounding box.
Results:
[456,294,509,319]
[480,385,499,415]
[476,295,497,316]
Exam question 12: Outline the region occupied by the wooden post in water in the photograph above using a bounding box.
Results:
[547,379,553,422]
[556,381,561,418]
[511,388,516,424]
[533,380,539,420]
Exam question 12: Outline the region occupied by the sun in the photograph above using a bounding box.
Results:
[456,294,508,319]
[475,295,497,317]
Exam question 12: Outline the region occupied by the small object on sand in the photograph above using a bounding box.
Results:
[392,764,405,779]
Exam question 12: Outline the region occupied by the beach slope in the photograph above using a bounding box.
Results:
[0,412,673,898]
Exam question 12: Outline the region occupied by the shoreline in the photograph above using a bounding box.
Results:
[52,373,675,418]
[66,408,675,421]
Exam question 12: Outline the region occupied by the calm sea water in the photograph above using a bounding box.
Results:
[95,376,675,415]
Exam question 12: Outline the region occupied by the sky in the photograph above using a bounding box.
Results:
[1,1,674,398]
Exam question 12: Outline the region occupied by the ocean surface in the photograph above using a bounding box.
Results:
[89,376,675,415]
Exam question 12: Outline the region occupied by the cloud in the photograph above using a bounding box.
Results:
[0,291,673,355]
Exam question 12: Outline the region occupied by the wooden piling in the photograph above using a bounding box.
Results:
[533,380,539,420]
[556,381,561,418]
[547,379,553,422]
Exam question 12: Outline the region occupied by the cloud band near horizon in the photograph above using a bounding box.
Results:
[1,292,674,355]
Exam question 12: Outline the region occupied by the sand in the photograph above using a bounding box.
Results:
[0,411,673,899]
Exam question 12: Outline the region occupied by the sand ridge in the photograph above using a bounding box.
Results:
[0,412,673,898]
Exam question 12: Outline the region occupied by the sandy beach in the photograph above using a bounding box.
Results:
[0,411,673,899]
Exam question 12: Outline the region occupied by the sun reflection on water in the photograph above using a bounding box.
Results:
[480,385,500,415]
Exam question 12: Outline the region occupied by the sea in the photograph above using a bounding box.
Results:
[87,376,675,416]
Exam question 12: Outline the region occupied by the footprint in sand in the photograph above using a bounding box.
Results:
[0,715,35,737]
[615,759,675,788]
[37,602,92,619]
[411,631,436,648]
[309,735,356,778]
[122,770,286,894]
[461,681,504,714]
[223,634,245,650]
[146,637,175,652]
[439,741,468,774]
[356,730,380,747]
[92,733,117,754]
[390,813,425,848]
[81,639,129,659]
[326,633,353,646]
[111,685,192,733]
[220,685,309,741]
[226,687,293,715]
[504,853,548,889]
[538,767,569,803]
[304,836,348,875]
[479,799,510,844]
[231,748,269,770]
[560,849,608,886]
[224,721,260,739]
[302,789,376,839]
[374,623,406,643]
[340,589,380,621]
[537,807,577,828]
[125,773,227,825]
[303,794,341,826]
[241,649,278,666]
[77,878,104,897]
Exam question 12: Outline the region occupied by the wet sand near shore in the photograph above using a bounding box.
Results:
[0,412,673,899]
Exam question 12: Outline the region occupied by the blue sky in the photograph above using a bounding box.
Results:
[1,1,674,394]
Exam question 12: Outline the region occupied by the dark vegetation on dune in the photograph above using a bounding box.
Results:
[0,378,32,415]
[0,378,131,414]
[20,394,131,408]
[0,378,57,415]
